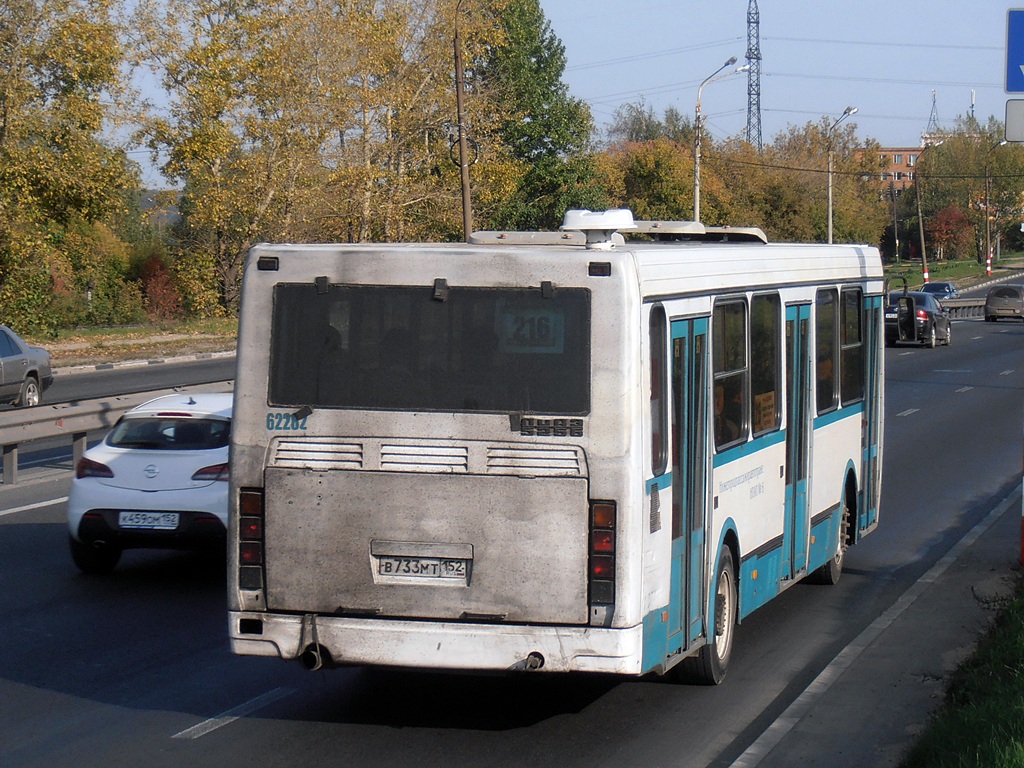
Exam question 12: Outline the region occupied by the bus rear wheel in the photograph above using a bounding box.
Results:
[808,505,849,585]
[677,548,737,685]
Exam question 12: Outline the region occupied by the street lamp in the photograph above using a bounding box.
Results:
[914,140,943,284]
[826,106,857,244]
[693,57,748,222]
[985,139,1008,276]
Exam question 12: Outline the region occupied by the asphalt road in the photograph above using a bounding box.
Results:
[0,319,1021,768]
[44,354,236,404]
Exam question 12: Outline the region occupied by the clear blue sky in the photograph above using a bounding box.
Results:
[541,0,1010,149]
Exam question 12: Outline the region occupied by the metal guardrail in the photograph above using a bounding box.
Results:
[941,298,986,319]
[0,383,232,486]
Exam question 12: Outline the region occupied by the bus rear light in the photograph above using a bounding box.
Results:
[589,500,617,606]
[239,488,264,517]
[239,541,263,565]
[237,488,266,595]
[240,516,263,540]
[591,555,614,578]
[592,529,614,553]
[591,501,616,529]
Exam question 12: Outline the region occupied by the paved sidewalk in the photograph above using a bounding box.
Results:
[731,487,1023,768]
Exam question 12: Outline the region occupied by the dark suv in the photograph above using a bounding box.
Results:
[884,291,952,348]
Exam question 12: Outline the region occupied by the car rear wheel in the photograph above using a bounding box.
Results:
[69,536,122,575]
[943,323,952,346]
[924,324,936,348]
[15,376,40,408]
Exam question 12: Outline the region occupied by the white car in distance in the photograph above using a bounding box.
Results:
[67,392,232,574]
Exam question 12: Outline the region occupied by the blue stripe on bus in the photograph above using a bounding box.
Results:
[812,401,864,429]
[646,473,672,495]
[712,429,785,468]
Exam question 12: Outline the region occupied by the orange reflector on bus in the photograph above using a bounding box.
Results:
[591,501,616,529]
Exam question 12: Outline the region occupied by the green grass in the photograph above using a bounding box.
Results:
[41,316,238,344]
[901,574,1024,768]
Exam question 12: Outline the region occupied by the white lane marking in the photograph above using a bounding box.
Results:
[896,408,919,417]
[1000,369,1015,376]
[956,386,973,393]
[728,488,1019,768]
[173,687,294,739]
[0,497,69,518]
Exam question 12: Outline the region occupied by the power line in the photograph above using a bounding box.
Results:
[565,37,742,72]
[764,35,1000,52]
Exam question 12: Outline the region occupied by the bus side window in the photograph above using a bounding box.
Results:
[712,299,747,451]
[840,288,864,404]
[815,289,838,414]
[751,293,781,435]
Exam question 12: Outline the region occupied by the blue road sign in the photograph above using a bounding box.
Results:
[1008,10,1024,92]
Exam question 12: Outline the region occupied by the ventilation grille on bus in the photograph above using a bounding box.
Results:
[486,446,582,476]
[268,438,586,477]
[271,439,364,470]
[381,443,469,472]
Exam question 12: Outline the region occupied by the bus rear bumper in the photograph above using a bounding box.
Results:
[229,611,645,675]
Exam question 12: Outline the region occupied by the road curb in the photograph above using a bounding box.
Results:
[53,349,236,377]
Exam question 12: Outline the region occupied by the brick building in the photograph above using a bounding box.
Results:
[876,147,921,196]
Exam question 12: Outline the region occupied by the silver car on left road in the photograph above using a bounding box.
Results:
[0,324,53,407]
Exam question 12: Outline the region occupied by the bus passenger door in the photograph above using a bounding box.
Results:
[669,318,709,648]
[860,297,883,532]
[783,305,810,578]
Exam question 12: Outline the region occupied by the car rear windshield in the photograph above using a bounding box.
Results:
[107,418,231,450]
[989,287,1023,299]
[268,283,592,414]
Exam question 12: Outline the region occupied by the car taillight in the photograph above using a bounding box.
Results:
[76,457,113,479]
[589,500,616,605]
[917,309,928,320]
[238,488,265,591]
[192,463,229,481]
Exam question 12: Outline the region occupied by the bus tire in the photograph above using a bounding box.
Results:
[808,506,849,585]
[677,548,737,685]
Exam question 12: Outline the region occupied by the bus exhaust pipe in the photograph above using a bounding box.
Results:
[299,644,333,671]
[525,652,545,670]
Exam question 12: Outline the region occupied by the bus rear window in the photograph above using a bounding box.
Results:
[268,284,591,414]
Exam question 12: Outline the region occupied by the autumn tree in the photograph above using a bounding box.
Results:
[0,0,138,333]
[595,138,694,221]
[927,205,974,260]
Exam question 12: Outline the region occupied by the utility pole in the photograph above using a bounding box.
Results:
[915,141,943,284]
[453,0,473,242]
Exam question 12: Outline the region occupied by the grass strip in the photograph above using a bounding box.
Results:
[901,574,1024,767]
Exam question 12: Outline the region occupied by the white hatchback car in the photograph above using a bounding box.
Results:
[67,392,232,574]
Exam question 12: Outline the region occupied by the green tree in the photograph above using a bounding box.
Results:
[476,0,605,229]
[608,102,693,146]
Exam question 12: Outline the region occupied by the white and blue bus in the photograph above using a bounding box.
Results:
[228,209,883,684]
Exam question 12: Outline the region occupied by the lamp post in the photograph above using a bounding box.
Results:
[914,140,943,283]
[453,0,473,242]
[985,139,1008,276]
[826,106,857,244]
[693,57,748,222]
